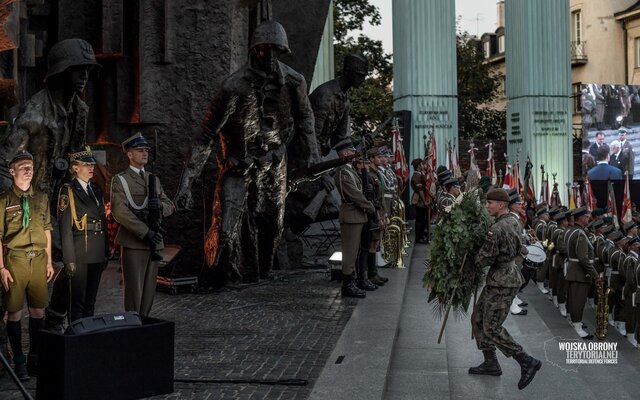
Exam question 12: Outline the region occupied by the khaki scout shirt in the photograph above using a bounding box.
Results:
[0,185,52,251]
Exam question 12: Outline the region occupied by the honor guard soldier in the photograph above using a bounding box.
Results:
[533,205,550,294]
[0,151,54,380]
[111,133,174,316]
[506,189,528,316]
[557,211,579,318]
[469,189,541,390]
[629,249,640,347]
[57,147,109,323]
[551,212,570,315]
[437,177,459,216]
[608,231,629,336]
[334,140,375,298]
[565,207,598,339]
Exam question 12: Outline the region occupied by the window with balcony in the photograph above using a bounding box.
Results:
[498,35,505,53]
[572,10,582,43]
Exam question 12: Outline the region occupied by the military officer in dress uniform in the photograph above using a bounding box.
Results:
[469,188,541,390]
[0,151,54,380]
[365,147,388,286]
[111,133,174,316]
[550,212,569,316]
[334,140,375,298]
[622,237,639,346]
[565,207,598,339]
[57,147,109,322]
[608,231,629,336]
[629,252,640,347]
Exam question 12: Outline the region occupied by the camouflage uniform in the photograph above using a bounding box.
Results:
[472,213,525,357]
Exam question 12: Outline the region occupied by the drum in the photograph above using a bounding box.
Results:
[523,243,546,269]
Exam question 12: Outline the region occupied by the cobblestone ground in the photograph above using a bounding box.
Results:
[0,253,356,399]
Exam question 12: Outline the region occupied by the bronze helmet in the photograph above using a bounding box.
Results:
[45,38,101,82]
[249,20,291,54]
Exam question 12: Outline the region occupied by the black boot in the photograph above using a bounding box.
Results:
[341,274,366,298]
[356,252,377,291]
[368,253,387,286]
[513,351,542,390]
[468,350,502,376]
[13,355,30,382]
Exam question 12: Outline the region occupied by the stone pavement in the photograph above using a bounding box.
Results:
[0,260,357,399]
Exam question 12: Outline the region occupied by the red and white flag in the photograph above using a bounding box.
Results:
[622,171,633,224]
[503,164,513,189]
[393,125,410,180]
[485,143,497,185]
[585,176,596,212]
[539,173,549,204]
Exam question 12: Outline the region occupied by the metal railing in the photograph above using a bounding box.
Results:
[571,41,587,62]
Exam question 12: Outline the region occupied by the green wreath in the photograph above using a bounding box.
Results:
[423,189,493,318]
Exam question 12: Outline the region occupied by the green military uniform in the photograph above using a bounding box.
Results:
[608,236,628,331]
[111,134,173,317]
[548,214,566,306]
[565,222,598,324]
[622,249,638,338]
[472,213,525,357]
[381,164,397,217]
[335,163,375,277]
[630,260,640,345]
[367,163,384,242]
[0,185,51,312]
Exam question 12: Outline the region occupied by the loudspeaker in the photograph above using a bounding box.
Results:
[66,311,142,335]
[37,317,174,400]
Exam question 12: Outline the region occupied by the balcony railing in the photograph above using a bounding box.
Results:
[571,41,587,64]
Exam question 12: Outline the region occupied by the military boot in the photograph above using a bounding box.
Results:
[341,274,366,298]
[44,308,66,334]
[13,355,30,382]
[468,350,502,376]
[513,351,541,390]
[356,253,377,291]
[368,254,386,286]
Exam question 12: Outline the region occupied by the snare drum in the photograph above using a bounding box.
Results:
[523,243,546,269]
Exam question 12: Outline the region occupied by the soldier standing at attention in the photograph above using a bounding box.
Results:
[0,151,54,380]
[365,147,388,286]
[111,133,174,316]
[58,147,109,323]
[565,207,599,339]
[469,188,541,390]
[334,140,375,298]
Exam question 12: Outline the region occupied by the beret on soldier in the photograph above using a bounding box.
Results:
[486,188,510,203]
[591,208,605,217]
[571,207,588,219]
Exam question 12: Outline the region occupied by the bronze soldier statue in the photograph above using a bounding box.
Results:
[175,20,320,282]
[0,38,100,196]
[469,188,541,390]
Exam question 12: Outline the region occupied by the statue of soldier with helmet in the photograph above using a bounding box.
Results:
[175,20,320,283]
[0,38,100,197]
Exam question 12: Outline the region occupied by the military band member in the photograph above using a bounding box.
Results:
[469,189,541,390]
[608,231,629,336]
[533,206,550,294]
[366,147,388,286]
[378,146,397,263]
[630,256,640,347]
[565,207,598,339]
[111,133,174,317]
[0,151,54,380]
[437,177,459,216]
[557,211,578,318]
[334,140,375,298]
[57,147,109,322]
[548,211,567,308]
[506,189,528,316]
[551,212,570,316]
[411,159,428,243]
[623,220,638,238]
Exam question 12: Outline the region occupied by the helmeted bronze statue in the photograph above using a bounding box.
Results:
[0,38,100,197]
[175,20,320,282]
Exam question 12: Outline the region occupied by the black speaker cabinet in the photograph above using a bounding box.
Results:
[36,317,174,400]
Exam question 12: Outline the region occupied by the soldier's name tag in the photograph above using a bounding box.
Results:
[5,205,22,213]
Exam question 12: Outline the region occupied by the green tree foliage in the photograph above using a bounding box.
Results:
[457,32,506,140]
[333,0,393,138]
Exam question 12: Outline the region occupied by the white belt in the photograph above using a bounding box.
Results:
[384,194,394,198]
[568,258,579,262]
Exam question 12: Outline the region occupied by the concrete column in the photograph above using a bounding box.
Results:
[506,0,572,203]
[392,0,458,163]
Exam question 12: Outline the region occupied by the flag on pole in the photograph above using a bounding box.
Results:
[503,164,513,189]
[451,144,461,178]
[622,171,633,224]
[585,176,596,212]
[608,179,619,229]
[485,143,497,185]
[393,124,410,180]
[522,156,535,204]
[550,174,562,207]
[513,159,522,196]
[568,186,576,209]
[574,183,582,208]
[539,170,549,204]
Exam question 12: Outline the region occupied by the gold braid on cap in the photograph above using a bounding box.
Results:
[69,146,93,163]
